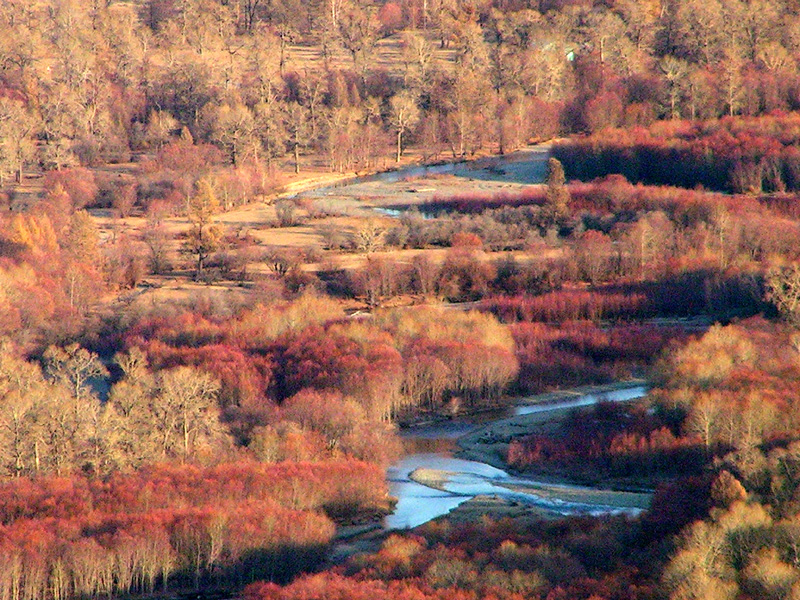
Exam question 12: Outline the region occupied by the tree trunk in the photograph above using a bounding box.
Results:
[279,33,287,74]
[182,416,189,463]
[196,227,205,278]
[396,129,402,162]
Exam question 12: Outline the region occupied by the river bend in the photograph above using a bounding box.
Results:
[385,385,649,530]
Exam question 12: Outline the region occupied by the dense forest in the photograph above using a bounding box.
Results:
[1,1,800,600]
[7,0,800,186]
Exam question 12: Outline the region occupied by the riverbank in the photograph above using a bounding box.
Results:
[398,380,648,433]
[456,380,648,471]
[408,465,650,512]
[438,489,648,527]
[440,380,653,523]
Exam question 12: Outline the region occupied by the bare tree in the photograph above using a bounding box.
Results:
[355,219,383,254]
[239,0,264,32]
[275,199,298,227]
[0,343,48,476]
[42,343,108,402]
[207,102,257,165]
[254,94,286,167]
[265,245,298,277]
[284,100,310,174]
[390,91,421,163]
[686,392,723,448]
[337,1,379,78]
[154,366,223,462]
[446,70,492,157]
[660,55,690,118]
[144,218,172,275]
[401,31,435,90]
[0,98,39,184]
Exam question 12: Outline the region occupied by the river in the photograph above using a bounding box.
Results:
[290,147,651,530]
[289,143,553,219]
[301,144,551,195]
[385,385,649,530]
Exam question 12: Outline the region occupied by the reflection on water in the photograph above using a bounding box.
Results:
[386,386,648,530]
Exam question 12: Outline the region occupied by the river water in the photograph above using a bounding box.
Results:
[303,145,552,195]
[290,144,552,220]
[385,385,648,530]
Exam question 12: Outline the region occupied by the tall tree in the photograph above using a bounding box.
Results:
[42,343,108,403]
[337,1,380,78]
[0,342,47,476]
[154,366,223,462]
[544,157,570,228]
[184,176,223,278]
[207,102,258,165]
[0,98,39,184]
[284,100,311,174]
[389,91,421,163]
[660,55,690,118]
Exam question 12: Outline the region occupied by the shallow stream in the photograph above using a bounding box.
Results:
[385,386,648,529]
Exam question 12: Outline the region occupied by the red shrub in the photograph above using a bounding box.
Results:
[43,168,99,209]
